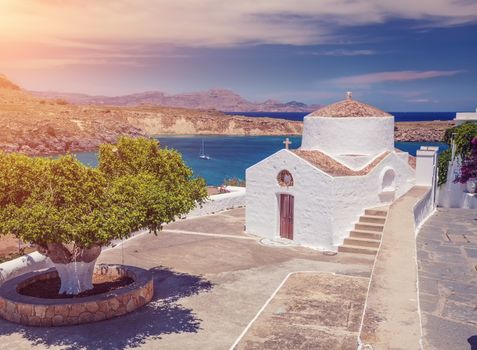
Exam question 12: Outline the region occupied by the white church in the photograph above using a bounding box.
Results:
[245,93,417,251]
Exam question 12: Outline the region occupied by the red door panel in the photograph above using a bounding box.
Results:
[280,194,294,240]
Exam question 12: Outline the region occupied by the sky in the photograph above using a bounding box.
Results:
[1,0,477,111]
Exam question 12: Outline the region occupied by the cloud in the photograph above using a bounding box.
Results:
[332,70,464,86]
[408,98,436,103]
[311,49,376,56]
[1,0,476,78]
[0,39,192,69]
[1,0,477,49]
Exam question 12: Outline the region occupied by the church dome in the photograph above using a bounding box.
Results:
[300,92,394,163]
[309,92,391,118]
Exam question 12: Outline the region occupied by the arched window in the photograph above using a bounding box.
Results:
[277,170,294,187]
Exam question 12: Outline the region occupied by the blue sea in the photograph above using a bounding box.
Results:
[225,111,457,122]
[75,136,448,186]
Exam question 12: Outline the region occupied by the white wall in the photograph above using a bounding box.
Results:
[187,186,246,217]
[331,152,415,247]
[411,146,438,229]
[416,147,439,186]
[0,251,52,286]
[246,150,415,251]
[455,110,477,124]
[246,150,334,250]
[438,156,477,209]
[413,187,435,231]
[301,116,394,165]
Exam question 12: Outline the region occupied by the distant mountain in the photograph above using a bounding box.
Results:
[31,88,321,112]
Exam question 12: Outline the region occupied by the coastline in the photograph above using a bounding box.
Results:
[0,84,455,156]
[17,119,453,157]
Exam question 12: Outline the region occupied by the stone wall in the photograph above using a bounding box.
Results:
[0,264,153,326]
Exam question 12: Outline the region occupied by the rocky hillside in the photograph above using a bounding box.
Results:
[0,82,144,155]
[0,75,302,155]
[32,88,321,112]
[394,121,455,142]
[122,105,302,136]
[0,75,453,156]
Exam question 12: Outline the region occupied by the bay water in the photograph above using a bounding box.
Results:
[225,111,456,122]
[75,135,448,186]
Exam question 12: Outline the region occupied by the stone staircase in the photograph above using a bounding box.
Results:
[338,208,388,255]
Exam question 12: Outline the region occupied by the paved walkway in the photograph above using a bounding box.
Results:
[417,208,477,350]
[234,272,369,350]
[360,186,430,350]
[0,209,374,350]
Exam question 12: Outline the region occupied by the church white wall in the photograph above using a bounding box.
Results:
[301,116,394,164]
[246,150,415,251]
[331,153,415,247]
[246,150,335,250]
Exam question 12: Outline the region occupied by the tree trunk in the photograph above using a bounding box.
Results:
[54,260,97,295]
[39,243,102,295]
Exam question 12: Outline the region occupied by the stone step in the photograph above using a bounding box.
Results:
[343,237,381,248]
[338,244,378,255]
[355,222,385,232]
[365,209,388,217]
[350,230,382,240]
[359,215,386,224]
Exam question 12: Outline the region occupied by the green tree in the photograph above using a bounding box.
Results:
[439,123,477,186]
[0,137,207,295]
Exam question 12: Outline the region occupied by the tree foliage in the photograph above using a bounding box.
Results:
[443,123,477,159]
[438,122,477,186]
[99,137,207,233]
[0,137,207,249]
[437,149,452,186]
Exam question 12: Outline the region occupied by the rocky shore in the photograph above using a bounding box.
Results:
[0,75,453,156]
[394,121,455,142]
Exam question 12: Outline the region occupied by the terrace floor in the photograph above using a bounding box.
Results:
[0,208,374,350]
[417,208,477,350]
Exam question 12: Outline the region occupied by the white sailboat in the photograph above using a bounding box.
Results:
[199,139,211,160]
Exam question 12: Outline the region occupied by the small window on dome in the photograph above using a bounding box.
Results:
[277,170,294,187]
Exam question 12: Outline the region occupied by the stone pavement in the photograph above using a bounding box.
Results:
[360,186,430,350]
[234,272,369,350]
[0,209,374,350]
[417,208,477,350]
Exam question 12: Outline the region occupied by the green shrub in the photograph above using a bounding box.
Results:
[223,177,246,187]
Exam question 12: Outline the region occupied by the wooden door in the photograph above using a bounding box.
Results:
[279,194,294,240]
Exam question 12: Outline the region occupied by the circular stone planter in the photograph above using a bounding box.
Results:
[0,264,153,326]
